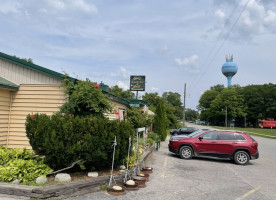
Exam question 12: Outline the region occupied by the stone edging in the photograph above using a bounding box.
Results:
[0,146,155,199]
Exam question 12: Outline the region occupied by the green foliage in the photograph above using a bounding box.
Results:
[154,102,167,141]
[185,108,199,121]
[0,147,52,184]
[25,113,135,170]
[198,83,276,127]
[60,77,112,117]
[108,85,135,99]
[142,92,162,109]
[126,107,148,129]
[12,55,33,63]
[143,92,182,128]
[147,132,159,142]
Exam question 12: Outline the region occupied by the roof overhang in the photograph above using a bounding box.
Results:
[0,77,19,91]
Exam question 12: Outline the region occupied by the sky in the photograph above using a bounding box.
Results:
[1,0,276,110]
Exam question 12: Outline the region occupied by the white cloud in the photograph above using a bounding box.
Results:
[44,0,97,14]
[213,0,276,41]
[0,1,21,14]
[174,55,200,74]
[264,10,276,31]
[215,9,225,19]
[150,87,159,92]
[175,55,199,67]
[73,0,98,13]
[117,81,129,90]
[120,67,131,79]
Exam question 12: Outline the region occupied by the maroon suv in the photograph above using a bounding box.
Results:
[168,130,259,165]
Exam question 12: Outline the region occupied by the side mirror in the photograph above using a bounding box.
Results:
[198,137,203,141]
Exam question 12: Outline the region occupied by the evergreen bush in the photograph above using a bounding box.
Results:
[25,114,134,170]
[154,102,167,141]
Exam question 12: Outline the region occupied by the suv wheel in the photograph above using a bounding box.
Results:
[234,151,249,165]
[179,146,193,159]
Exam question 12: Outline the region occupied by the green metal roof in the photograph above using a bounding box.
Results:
[125,99,148,106]
[102,90,131,106]
[0,77,19,91]
[0,52,75,83]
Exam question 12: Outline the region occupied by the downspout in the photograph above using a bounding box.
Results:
[6,91,13,147]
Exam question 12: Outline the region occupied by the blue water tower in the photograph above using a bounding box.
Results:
[221,55,238,87]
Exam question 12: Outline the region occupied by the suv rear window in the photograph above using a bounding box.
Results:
[234,133,246,141]
[249,136,256,142]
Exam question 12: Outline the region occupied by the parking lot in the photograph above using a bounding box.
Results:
[72,125,276,200]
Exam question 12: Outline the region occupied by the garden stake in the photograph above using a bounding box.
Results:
[124,136,132,182]
[141,128,146,169]
[134,129,138,175]
[137,131,140,173]
[109,136,117,186]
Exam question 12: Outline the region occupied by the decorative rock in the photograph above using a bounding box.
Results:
[36,176,47,184]
[112,186,123,191]
[120,165,126,170]
[12,179,20,184]
[126,180,135,186]
[55,173,71,182]
[88,172,98,178]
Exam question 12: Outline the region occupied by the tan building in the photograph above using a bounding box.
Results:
[0,52,76,149]
[0,52,134,149]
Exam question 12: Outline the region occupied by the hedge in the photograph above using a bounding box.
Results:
[25,114,134,171]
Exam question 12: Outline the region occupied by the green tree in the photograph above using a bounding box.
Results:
[60,78,112,117]
[208,87,246,125]
[185,109,199,121]
[126,107,148,129]
[162,92,183,119]
[154,101,167,141]
[109,85,135,99]
[142,92,162,111]
[239,83,276,127]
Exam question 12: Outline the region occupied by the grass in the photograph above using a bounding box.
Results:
[209,126,276,139]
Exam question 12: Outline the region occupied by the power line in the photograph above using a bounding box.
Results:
[189,0,251,91]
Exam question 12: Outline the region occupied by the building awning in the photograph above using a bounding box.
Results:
[0,77,19,91]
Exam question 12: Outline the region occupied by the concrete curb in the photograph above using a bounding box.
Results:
[0,146,155,199]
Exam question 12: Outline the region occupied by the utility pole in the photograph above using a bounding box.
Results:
[244,114,247,128]
[183,83,186,127]
[225,106,227,127]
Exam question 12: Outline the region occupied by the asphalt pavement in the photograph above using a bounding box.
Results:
[2,123,275,200]
[70,123,276,200]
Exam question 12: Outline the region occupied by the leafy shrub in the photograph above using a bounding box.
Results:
[146,138,154,147]
[147,132,159,142]
[60,77,112,117]
[25,114,135,170]
[0,147,52,184]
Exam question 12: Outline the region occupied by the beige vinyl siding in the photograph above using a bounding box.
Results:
[107,100,128,120]
[0,59,61,85]
[0,89,10,146]
[6,84,65,149]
